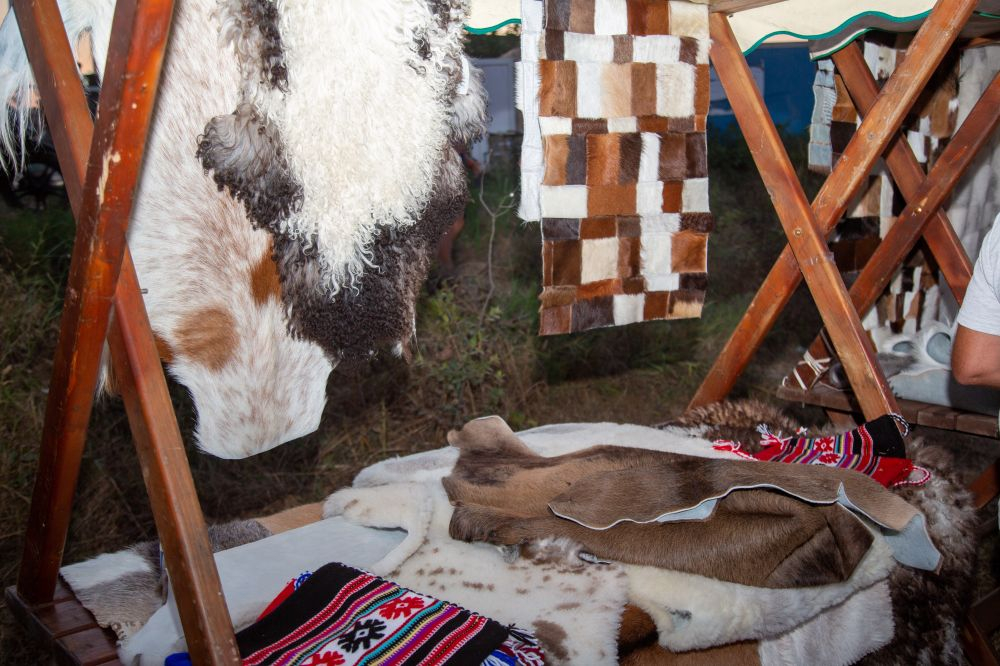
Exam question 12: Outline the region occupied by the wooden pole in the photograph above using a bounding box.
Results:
[12,0,240,661]
[704,12,897,419]
[689,0,978,410]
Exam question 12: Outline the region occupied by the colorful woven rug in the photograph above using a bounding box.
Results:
[236,562,524,666]
[519,0,713,335]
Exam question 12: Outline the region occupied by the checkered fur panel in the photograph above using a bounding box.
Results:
[521,0,713,335]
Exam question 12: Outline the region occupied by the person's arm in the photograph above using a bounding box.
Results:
[952,324,1000,387]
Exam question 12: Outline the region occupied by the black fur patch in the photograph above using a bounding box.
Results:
[242,0,288,91]
[273,148,466,362]
[197,103,303,232]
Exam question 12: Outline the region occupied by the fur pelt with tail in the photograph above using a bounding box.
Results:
[0,0,485,456]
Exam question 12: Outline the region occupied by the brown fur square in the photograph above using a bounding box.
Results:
[572,296,615,331]
[589,184,637,216]
[618,216,642,237]
[581,217,618,239]
[540,304,573,335]
[631,63,658,117]
[686,133,707,178]
[540,286,578,308]
[623,277,646,294]
[627,0,669,35]
[644,291,670,319]
[613,35,633,63]
[567,134,588,184]
[543,218,581,240]
[662,181,683,212]
[695,64,710,116]
[658,132,687,181]
[545,29,565,60]
[569,0,595,33]
[578,278,620,299]
[618,237,641,278]
[667,117,695,133]
[602,64,634,118]
[679,36,699,64]
[587,133,622,186]
[544,135,570,185]
[619,133,642,184]
[680,212,714,233]
[540,60,578,118]
[545,0,570,31]
[551,240,583,286]
[671,231,708,273]
[637,116,670,133]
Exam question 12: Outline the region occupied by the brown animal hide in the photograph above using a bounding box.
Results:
[443,416,936,589]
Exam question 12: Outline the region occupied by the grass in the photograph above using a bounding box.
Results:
[0,127,833,660]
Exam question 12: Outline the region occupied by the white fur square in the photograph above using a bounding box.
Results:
[594,0,629,35]
[656,63,695,118]
[581,238,621,284]
[696,39,710,65]
[564,32,615,63]
[641,213,681,235]
[645,272,681,292]
[614,294,646,325]
[539,116,573,135]
[541,185,589,218]
[576,62,604,119]
[633,36,681,64]
[668,1,709,39]
[637,182,665,215]
[639,133,661,183]
[682,178,710,213]
[607,117,638,133]
[641,235,673,276]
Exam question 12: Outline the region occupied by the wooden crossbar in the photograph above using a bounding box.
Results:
[689,0,979,416]
[10,0,239,662]
[785,44,1000,390]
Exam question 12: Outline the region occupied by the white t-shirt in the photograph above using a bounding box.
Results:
[957,213,1000,336]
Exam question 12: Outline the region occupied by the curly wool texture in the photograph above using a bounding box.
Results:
[269,0,468,296]
[196,103,303,232]
[274,148,467,361]
[216,0,288,96]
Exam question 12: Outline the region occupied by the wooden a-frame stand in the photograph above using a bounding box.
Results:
[5,0,999,664]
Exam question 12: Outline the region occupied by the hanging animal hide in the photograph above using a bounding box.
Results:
[519,0,713,334]
[0,0,486,457]
[442,416,940,588]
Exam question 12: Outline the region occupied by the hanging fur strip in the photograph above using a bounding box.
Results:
[0,0,485,455]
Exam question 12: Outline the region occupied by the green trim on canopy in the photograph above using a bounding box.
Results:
[464,17,522,34]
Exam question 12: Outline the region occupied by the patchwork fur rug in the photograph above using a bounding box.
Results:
[0,0,485,457]
[519,0,713,334]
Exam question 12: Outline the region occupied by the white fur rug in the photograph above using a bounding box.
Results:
[325,481,628,665]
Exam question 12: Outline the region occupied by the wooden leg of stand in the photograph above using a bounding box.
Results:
[787,50,1000,388]
[14,0,173,604]
[12,0,241,662]
[108,255,239,665]
[689,0,978,410]
[706,13,898,420]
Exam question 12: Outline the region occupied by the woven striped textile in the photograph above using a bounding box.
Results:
[521,0,713,335]
[237,563,511,666]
